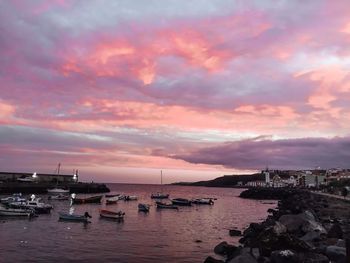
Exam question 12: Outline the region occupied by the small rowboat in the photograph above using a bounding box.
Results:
[99,209,125,220]
[151,193,169,199]
[58,212,91,223]
[171,198,192,206]
[106,196,119,205]
[71,195,103,204]
[123,195,137,201]
[155,201,178,210]
[138,203,150,212]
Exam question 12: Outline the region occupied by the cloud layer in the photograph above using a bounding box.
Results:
[1,1,350,182]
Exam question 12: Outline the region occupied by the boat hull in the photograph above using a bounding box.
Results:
[99,209,125,220]
[58,213,89,222]
[155,202,178,209]
[72,195,102,204]
[171,199,192,206]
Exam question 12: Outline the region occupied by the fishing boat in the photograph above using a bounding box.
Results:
[0,207,35,217]
[1,193,26,205]
[9,196,53,214]
[191,198,214,205]
[47,188,69,194]
[155,201,178,210]
[99,209,125,220]
[171,198,192,206]
[48,194,69,200]
[58,212,91,223]
[151,170,169,199]
[71,195,103,204]
[138,203,150,212]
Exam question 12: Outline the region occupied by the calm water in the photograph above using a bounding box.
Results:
[0,184,276,263]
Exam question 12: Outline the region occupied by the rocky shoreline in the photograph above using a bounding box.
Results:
[205,188,349,263]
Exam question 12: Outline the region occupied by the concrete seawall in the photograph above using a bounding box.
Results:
[0,182,110,194]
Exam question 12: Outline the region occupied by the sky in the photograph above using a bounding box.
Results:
[1,0,350,183]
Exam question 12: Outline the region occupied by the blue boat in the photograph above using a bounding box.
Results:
[58,212,91,223]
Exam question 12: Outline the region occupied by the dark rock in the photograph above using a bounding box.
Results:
[203,256,224,263]
[227,249,257,263]
[300,230,326,244]
[325,245,346,262]
[272,222,287,235]
[327,223,343,239]
[195,239,203,243]
[278,214,305,233]
[298,252,329,263]
[213,241,238,258]
[257,228,311,257]
[270,250,299,263]
[229,229,242,236]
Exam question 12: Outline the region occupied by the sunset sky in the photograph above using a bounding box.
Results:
[1,0,350,183]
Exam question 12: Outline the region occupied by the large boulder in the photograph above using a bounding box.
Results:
[298,252,329,263]
[214,241,239,258]
[272,221,287,235]
[300,230,325,244]
[203,256,224,263]
[229,229,242,236]
[270,250,299,263]
[257,228,311,257]
[227,249,257,263]
[327,223,343,239]
[325,245,346,262]
[301,220,326,234]
[278,214,305,233]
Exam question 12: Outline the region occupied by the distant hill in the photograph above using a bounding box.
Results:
[173,171,292,188]
[173,173,263,187]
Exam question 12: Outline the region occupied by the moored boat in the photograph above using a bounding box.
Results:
[47,188,69,194]
[105,194,120,198]
[151,193,169,199]
[1,194,26,205]
[58,212,91,223]
[9,196,53,214]
[123,195,137,201]
[99,209,125,220]
[0,207,35,217]
[171,198,192,206]
[191,198,214,205]
[155,201,178,210]
[48,194,69,201]
[138,203,150,212]
[71,195,103,204]
[106,196,119,205]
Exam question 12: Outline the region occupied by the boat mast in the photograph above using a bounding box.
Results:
[57,163,61,175]
[161,170,163,185]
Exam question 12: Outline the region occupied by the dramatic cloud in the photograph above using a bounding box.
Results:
[173,137,350,170]
[1,0,350,182]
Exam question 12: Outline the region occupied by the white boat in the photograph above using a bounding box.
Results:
[47,188,69,194]
[151,170,169,199]
[1,194,26,204]
[123,195,138,201]
[106,196,120,205]
[10,196,53,214]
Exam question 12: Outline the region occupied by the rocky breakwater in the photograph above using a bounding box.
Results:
[205,188,349,263]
